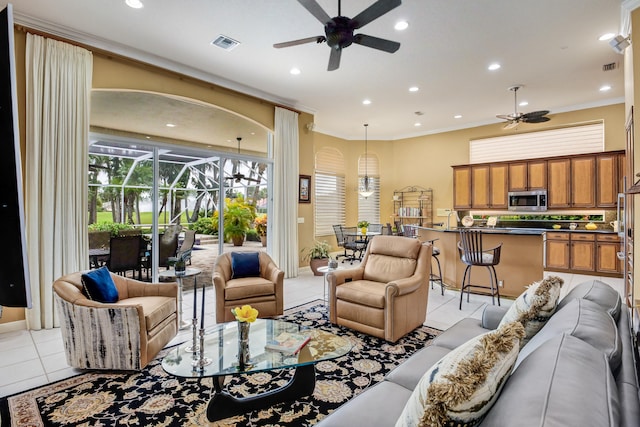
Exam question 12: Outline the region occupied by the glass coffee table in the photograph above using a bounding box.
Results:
[162,318,352,421]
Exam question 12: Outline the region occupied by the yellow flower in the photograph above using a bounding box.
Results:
[231,304,259,323]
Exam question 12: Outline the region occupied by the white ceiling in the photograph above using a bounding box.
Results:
[4,0,627,141]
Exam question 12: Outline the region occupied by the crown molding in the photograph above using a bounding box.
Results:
[621,0,640,35]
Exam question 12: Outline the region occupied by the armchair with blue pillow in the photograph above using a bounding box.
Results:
[213,251,284,323]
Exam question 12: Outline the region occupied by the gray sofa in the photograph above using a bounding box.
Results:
[318,280,640,427]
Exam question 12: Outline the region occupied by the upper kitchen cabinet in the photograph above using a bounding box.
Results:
[489,164,508,209]
[471,165,490,209]
[571,156,596,208]
[508,160,546,192]
[597,153,619,207]
[547,158,571,208]
[453,166,471,209]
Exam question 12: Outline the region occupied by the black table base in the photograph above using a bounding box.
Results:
[206,364,316,421]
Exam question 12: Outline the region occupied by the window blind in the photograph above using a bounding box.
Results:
[470,122,604,164]
[315,147,345,237]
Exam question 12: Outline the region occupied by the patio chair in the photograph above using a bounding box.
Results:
[107,235,144,280]
[177,229,196,265]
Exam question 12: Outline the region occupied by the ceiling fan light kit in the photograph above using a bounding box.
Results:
[274,0,402,71]
[496,85,551,130]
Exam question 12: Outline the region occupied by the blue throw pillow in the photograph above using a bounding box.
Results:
[231,252,261,279]
[81,266,119,303]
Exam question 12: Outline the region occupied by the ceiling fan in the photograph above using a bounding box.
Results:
[496,85,551,130]
[273,0,402,71]
[226,137,261,184]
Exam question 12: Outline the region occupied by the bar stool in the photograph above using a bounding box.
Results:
[424,238,445,295]
[457,229,502,309]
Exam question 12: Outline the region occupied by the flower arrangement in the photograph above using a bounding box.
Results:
[254,214,267,236]
[357,220,370,228]
[231,304,259,323]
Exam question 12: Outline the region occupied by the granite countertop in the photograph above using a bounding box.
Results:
[418,225,619,235]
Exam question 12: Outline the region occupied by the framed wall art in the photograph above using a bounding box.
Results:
[299,175,311,203]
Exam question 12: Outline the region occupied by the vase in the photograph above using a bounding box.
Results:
[237,321,251,368]
[361,227,368,235]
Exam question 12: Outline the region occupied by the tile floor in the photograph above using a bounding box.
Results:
[0,268,623,398]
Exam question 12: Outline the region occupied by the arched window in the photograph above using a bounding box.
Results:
[358,153,380,224]
[314,147,345,236]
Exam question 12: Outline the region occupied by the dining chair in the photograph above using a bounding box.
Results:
[341,226,367,264]
[107,235,144,280]
[457,229,502,309]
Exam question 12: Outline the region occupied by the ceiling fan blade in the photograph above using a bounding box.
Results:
[522,116,551,124]
[353,34,400,53]
[351,0,402,29]
[298,0,331,24]
[522,110,550,119]
[328,47,342,71]
[503,121,519,130]
[274,36,325,48]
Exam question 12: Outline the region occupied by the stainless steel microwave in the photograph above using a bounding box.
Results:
[508,190,547,211]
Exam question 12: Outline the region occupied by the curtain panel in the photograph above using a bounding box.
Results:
[272,107,299,278]
[25,34,92,329]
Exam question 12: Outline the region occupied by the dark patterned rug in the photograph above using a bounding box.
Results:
[0,302,440,426]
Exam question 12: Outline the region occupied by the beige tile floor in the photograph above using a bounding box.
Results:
[0,266,623,398]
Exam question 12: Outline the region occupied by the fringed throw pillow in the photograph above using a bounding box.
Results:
[395,322,525,427]
[498,275,563,345]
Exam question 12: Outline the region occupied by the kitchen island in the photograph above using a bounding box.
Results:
[417,226,545,299]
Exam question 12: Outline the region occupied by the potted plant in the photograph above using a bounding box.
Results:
[223,201,254,247]
[302,240,331,276]
[357,220,370,235]
[255,213,267,247]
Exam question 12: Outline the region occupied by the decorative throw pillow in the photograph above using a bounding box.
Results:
[498,275,563,345]
[231,252,261,279]
[81,266,119,303]
[395,322,525,427]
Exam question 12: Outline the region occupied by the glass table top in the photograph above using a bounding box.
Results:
[162,319,352,378]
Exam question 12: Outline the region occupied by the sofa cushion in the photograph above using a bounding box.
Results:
[225,277,275,301]
[498,275,563,345]
[116,296,176,332]
[429,318,490,351]
[335,280,387,309]
[481,334,620,427]
[395,322,524,427]
[231,251,261,279]
[515,298,622,372]
[81,267,119,303]
[557,279,622,321]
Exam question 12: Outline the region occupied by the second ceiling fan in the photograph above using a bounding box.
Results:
[226,137,261,184]
[273,0,402,71]
[496,85,551,130]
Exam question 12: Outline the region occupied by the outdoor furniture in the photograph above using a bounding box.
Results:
[88,230,110,268]
[53,270,178,370]
[457,229,502,309]
[213,252,284,323]
[327,235,432,342]
[177,229,196,265]
[159,224,183,268]
[107,235,144,280]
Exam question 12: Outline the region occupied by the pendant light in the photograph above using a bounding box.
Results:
[359,123,374,198]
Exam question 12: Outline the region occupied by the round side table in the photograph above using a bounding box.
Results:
[159,267,202,329]
[316,265,343,304]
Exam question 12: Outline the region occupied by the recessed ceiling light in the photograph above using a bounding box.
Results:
[290,67,301,75]
[395,20,409,31]
[519,101,529,106]
[600,85,612,92]
[599,33,615,41]
[409,86,419,92]
[454,115,462,119]
[362,99,372,105]
[488,63,501,71]
[166,123,176,127]
[414,122,421,127]
[125,0,144,9]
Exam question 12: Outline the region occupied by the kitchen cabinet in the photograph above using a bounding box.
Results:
[571,156,596,208]
[545,232,570,270]
[508,160,546,191]
[547,159,571,208]
[453,166,471,209]
[471,165,490,209]
[597,153,619,207]
[596,234,622,275]
[570,233,595,272]
[489,164,508,208]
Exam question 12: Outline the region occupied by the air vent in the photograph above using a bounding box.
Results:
[211,35,240,51]
[602,62,618,72]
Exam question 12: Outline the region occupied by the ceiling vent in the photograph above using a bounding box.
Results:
[211,35,240,51]
[602,62,617,72]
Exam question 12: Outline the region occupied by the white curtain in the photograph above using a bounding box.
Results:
[25,34,92,329]
[272,107,299,278]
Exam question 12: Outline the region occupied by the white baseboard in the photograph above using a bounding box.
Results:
[0,320,27,333]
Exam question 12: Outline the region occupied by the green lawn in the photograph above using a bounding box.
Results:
[95,211,190,226]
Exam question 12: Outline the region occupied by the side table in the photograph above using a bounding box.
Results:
[317,265,343,303]
[159,267,202,330]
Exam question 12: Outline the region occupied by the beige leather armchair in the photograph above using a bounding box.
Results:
[327,235,432,342]
[213,252,284,323]
[53,271,178,370]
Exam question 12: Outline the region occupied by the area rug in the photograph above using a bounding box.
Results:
[0,302,440,426]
